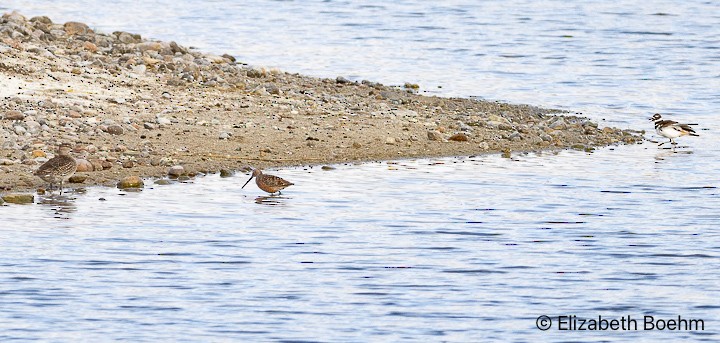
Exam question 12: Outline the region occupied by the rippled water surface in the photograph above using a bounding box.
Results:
[2,0,720,341]
[2,146,720,342]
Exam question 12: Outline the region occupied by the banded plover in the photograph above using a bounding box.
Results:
[649,113,699,146]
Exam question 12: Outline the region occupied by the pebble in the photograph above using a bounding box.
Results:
[89,159,104,171]
[117,176,144,189]
[167,165,185,177]
[63,21,91,35]
[2,194,34,204]
[75,159,94,172]
[105,125,124,135]
[68,175,87,183]
[427,131,443,141]
[3,111,24,120]
[385,137,396,145]
[154,179,172,185]
[0,159,16,165]
[449,133,469,142]
[219,169,234,177]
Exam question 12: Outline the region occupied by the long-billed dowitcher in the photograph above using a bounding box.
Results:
[34,143,77,194]
[649,113,699,146]
[242,168,294,195]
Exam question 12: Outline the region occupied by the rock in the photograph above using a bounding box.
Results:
[30,16,53,25]
[0,159,15,165]
[75,159,94,172]
[336,76,351,84]
[0,197,3,205]
[114,31,141,44]
[64,21,91,35]
[427,131,443,141]
[30,149,47,160]
[265,84,281,95]
[143,122,156,130]
[2,194,34,204]
[3,111,24,120]
[352,142,362,149]
[385,137,396,145]
[321,166,336,171]
[157,117,172,125]
[89,159,104,171]
[168,165,184,177]
[136,42,162,52]
[14,126,26,135]
[154,179,172,185]
[122,161,134,168]
[83,41,98,53]
[117,176,144,189]
[105,125,124,135]
[68,175,87,183]
[219,169,233,177]
[449,133,469,142]
[219,132,230,140]
[101,161,113,170]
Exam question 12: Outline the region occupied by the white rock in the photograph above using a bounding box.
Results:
[13,126,26,135]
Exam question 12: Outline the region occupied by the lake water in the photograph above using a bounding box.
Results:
[2,1,719,342]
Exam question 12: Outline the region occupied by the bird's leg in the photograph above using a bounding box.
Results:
[671,138,677,145]
[59,180,64,195]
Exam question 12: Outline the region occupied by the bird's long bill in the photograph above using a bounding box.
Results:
[241,175,254,189]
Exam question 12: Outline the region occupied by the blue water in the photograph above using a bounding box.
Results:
[2,1,720,341]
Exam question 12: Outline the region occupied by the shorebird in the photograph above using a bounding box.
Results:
[34,143,77,195]
[649,113,699,146]
[242,168,293,195]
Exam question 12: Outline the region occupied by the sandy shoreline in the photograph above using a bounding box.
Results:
[0,11,643,194]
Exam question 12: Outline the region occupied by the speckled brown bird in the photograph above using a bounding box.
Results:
[34,143,77,194]
[242,168,294,195]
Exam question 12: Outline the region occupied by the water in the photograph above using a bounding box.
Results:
[2,1,720,341]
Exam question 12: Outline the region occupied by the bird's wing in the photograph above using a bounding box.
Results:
[678,123,697,134]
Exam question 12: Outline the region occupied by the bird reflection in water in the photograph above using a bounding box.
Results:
[37,188,84,218]
[254,195,289,206]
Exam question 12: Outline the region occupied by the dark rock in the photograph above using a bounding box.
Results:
[219,169,233,177]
